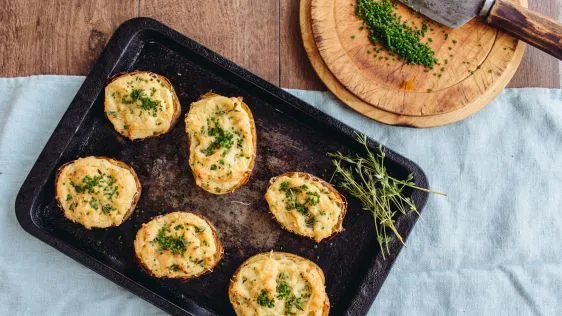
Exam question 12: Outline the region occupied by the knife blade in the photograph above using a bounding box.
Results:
[397,0,562,59]
[397,0,491,28]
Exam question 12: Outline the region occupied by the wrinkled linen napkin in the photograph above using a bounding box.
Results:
[0,76,560,315]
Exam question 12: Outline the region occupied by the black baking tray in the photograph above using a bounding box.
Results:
[15,18,429,316]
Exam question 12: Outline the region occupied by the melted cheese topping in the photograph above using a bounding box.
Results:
[134,212,222,278]
[105,72,177,140]
[265,173,345,242]
[185,94,255,194]
[229,252,329,316]
[55,157,140,229]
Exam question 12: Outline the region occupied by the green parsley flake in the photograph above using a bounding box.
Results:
[153,226,188,255]
[279,181,318,228]
[256,289,275,308]
[202,117,235,156]
[121,87,162,117]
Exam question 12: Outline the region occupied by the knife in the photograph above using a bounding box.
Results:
[398,0,562,59]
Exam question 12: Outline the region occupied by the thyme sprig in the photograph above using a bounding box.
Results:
[329,133,444,259]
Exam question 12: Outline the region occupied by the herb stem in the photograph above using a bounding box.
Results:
[329,133,444,259]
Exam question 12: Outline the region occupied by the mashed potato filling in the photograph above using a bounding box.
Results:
[185,93,255,194]
[134,212,222,278]
[105,72,177,140]
[266,173,345,242]
[55,156,140,229]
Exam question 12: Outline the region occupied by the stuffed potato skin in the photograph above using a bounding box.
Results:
[55,156,141,229]
[185,92,256,195]
[104,71,181,140]
[134,211,223,279]
[265,172,347,242]
[229,252,330,316]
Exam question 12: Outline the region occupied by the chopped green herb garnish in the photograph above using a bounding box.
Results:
[202,117,235,156]
[305,191,320,205]
[101,203,114,214]
[88,198,99,210]
[71,173,119,203]
[276,281,292,300]
[190,258,205,266]
[256,289,275,308]
[356,0,438,68]
[285,294,305,314]
[273,274,311,315]
[121,87,162,117]
[169,264,181,272]
[194,226,206,233]
[279,182,318,227]
[153,226,188,255]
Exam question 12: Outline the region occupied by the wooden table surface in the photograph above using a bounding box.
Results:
[1,0,560,89]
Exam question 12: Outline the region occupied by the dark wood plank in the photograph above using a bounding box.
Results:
[280,0,324,90]
[280,0,560,89]
[139,0,280,85]
[508,0,561,87]
[0,0,559,88]
[0,0,137,76]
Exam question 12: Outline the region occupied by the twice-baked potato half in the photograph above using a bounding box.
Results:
[265,172,347,242]
[55,156,141,229]
[104,71,181,140]
[229,252,330,316]
[134,211,223,279]
[184,92,256,195]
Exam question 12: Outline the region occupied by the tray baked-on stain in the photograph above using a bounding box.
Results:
[15,18,429,316]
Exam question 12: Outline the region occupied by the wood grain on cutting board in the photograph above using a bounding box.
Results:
[300,0,526,127]
[310,0,526,117]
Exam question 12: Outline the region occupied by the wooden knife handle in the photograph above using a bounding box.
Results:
[486,0,562,59]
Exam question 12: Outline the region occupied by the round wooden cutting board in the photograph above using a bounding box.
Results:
[301,0,526,126]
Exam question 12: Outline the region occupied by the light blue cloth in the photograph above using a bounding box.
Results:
[0,76,560,315]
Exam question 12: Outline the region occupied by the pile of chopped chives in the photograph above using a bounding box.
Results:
[356,0,438,69]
